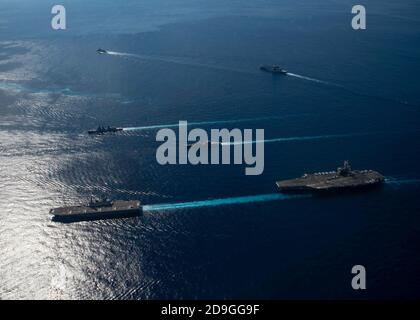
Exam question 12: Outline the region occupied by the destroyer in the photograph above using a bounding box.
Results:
[51,197,142,222]
[276,161,384,193]
[88,126,123,135]
[260,65,287,74]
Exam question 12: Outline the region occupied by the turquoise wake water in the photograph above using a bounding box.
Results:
[143,179,420,212]
[143,193,309,212]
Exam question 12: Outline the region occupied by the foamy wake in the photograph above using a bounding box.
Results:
[123,114,309,132]
[103,51,255,74]
[143,193,308,212]
[286,72,341,86]
[221,132,366,146]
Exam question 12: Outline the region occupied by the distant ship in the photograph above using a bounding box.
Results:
[260,65,288,74]
[88,126,123,135]
[96,48,108,54]
[276,161,384,193]
[51,196,142,222]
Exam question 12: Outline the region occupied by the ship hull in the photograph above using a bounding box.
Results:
[51,200,142,222]
[88,128,123,135]
[277,180,384,194]
[260,65,287,74]
[52,208,141,223]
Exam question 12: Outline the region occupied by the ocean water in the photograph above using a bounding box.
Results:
[1,0,420,299]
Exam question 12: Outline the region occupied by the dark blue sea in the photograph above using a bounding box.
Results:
[1,0,420,299]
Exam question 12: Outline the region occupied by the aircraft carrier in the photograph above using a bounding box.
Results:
[276,161,384,193]
[51,197,142,222]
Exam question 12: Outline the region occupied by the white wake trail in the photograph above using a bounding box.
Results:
[104,51,256,75]
[286,72,339,86]
[221,132,366,146]
[123,114,309,132]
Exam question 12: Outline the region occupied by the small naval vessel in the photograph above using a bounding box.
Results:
[96,48,108,54]
[88,126,123,135]
[276,161,384,193]
[51,196,142,222]
[260,65,288,74]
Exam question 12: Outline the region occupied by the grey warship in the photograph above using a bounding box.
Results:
[51,196,142,222]
[276,161,384,193]
[88,126,123,135]
[260,65,287,74]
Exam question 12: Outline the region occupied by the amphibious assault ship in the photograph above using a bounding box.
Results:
[88,126,123,135]
[276,161,384,193]
[51,197,142,222]
[260,65,287,74]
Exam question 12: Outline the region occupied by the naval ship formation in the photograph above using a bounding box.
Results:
[276,161,384,193]
[48,50,386,222]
